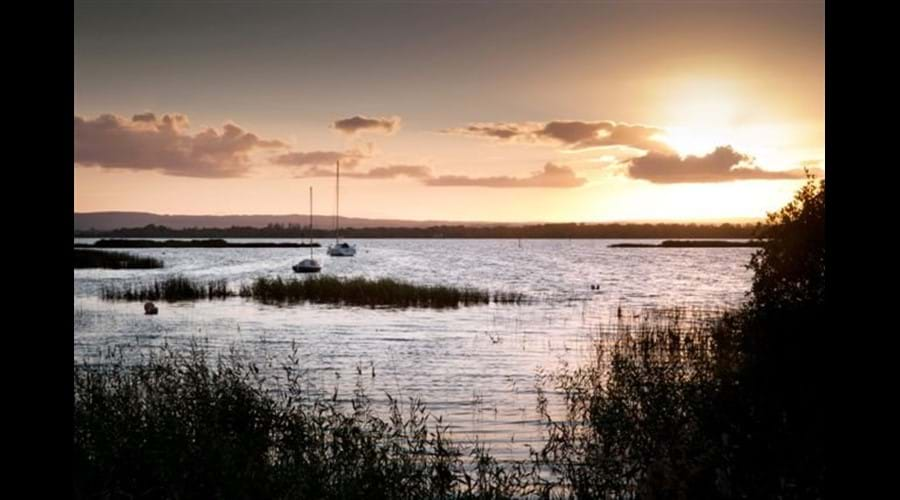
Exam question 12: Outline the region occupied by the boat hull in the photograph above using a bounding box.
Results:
[293,258,322,273]
[327,245,357,257]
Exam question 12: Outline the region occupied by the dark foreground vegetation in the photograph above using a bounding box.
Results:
[75,221,759,239]
[101,275,524,308]
[73,249,163,269]
[75,344,542,499]
[609,239,762,248]
[75,177,824,498]
[76,238,313,248]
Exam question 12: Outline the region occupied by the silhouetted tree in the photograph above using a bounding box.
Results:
[749,174,825,311]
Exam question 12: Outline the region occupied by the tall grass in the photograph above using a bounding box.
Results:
[101,276,232,302]
[73,343,540,499]
[100,275,525,308]
[241,275,526,308]
[73,304,820,498]
[535,309,735,498]
[74,249,163,269]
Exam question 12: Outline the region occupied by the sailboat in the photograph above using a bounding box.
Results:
[293,186,322,273]
[327,160,357,257]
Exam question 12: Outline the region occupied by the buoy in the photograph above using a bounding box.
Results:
[144,302,158,315]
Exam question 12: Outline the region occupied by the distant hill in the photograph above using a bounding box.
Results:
[74,212,506,232]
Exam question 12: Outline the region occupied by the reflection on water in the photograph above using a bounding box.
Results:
[74,238,754,460]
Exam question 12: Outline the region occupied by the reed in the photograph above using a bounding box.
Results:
[242,275,526,308]
[101,276,233,302]
[74,249,163,269]
[73,343,539,499]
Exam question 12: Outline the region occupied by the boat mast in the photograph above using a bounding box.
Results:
[309,186,314,258]
[335,160,340,244]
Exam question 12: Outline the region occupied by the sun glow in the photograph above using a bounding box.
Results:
[659,126,733,158]
[654,78,749,157]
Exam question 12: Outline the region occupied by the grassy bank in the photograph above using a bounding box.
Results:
[101,276,233,302]
[241,275,526,308]
[74,249,163,269]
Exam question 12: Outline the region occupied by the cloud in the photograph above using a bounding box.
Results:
[452,123,532,140]
[332,115,400,134]
[293,164,432,179]
[424,163,586,188]
[348,165,432,179]
[271,149,367,168]
[74,113,286,178]
[626,146,821,184]
[446,120,672,153]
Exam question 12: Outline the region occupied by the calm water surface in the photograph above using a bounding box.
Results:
[74,238,754,460]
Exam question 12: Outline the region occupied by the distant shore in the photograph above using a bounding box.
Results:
[74,221,761,240]
[75,239,319,249]
[610,240,762,248]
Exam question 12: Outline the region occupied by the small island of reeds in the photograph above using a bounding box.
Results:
[101,275,525,308]
[102,276,231,302]
[241,275,525,308]
[76,238,316,248]
[609,239,763,248]
[74,249,164,269]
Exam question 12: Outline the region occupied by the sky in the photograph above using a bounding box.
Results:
[74,0,825,223]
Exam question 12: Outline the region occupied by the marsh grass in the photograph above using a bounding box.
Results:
[101,276,233,302]
[74,249,163,269]
[100,275,525,308]
[73,342,542,499]
[241,275,526,308]
[73,304,818,498]
[534,309,736,498]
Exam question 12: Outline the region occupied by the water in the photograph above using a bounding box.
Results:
[74,238,755,460]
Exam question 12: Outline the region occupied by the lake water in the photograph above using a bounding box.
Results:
[74,238,755,461]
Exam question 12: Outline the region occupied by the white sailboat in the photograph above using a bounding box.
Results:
[327,160,357,257]
[293,186,322,273]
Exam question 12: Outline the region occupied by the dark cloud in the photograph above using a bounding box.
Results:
[290,161,585,188]
[536,121,609,145]
[293,164,431,179]
[424,163,586,188]
[451,123,530,140]
[627,146,819,184]
[447,120,672,153]
[348,165,432,179]
[271,149,367,168]
[74,113,286,178]
[332,115,400,134]
[568,122,674,154]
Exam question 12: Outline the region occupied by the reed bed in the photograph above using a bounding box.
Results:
[101,276,233,302]
[74,343,541,499]
[100,274,525,308]
[241,275,526,308]
[73,301,820,498]
[74,249,163,269]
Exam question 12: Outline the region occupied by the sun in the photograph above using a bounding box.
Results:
[654,78,747,157]
[658,126,733,158]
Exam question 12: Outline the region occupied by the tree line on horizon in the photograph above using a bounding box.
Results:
[75,222,759,239]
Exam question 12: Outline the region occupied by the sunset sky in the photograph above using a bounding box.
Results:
[74,1,824,223]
